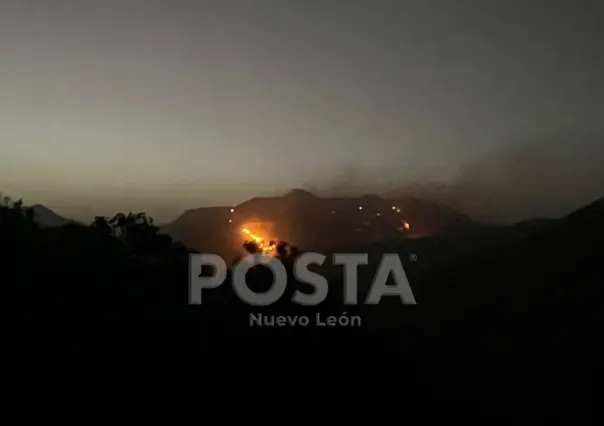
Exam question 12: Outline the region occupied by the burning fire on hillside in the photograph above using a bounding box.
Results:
[229,206,413,256]
[241,228,277,255]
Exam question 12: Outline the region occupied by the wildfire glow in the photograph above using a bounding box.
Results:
[241,228,277,254]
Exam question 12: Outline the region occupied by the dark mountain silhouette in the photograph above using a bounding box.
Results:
[389,195,477,236]
[30,204,76,228]
[564,195,604,230]
[162,189,477,254]
[283,188,318,199]
[160,205,232,256]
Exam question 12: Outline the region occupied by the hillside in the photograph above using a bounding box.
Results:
[162,189,477,254]
[160,206,232,256]
[30,204,77,228]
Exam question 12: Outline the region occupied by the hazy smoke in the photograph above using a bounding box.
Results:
[303,136,604,224]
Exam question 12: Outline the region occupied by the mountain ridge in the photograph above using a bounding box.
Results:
[29,204,78,228]
[161,189,478,254]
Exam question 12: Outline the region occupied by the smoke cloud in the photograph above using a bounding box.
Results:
[303,135,604,224]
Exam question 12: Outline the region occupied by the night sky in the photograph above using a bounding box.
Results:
[1,0,603,222]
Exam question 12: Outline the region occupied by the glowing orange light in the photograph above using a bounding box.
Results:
[240,226,279,256]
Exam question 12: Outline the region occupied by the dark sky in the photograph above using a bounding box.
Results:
[1,0,603,222]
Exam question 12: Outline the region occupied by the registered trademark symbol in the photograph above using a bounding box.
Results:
[409,253,417,262]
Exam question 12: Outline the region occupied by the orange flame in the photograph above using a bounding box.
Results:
[241,227,277,255]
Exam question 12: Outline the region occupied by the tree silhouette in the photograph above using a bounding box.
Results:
[109,213,128,236]
[1,193,11,207]
[276,241,290,258]
[24,206,35,225]
[91,216,112,235]
[105,212,171,257]
[0,194,38,231]
[243,240,260,254]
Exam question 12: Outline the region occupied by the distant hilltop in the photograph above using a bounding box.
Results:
[29,204,79,228]
[161,189,477,254]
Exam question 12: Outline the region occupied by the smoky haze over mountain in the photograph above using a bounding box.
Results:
[1,0,602,223]
[7,134,604,225]
[304,136,604,224]
[12,134,604,225]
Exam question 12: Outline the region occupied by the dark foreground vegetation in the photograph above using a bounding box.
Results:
[3,194,602,424]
